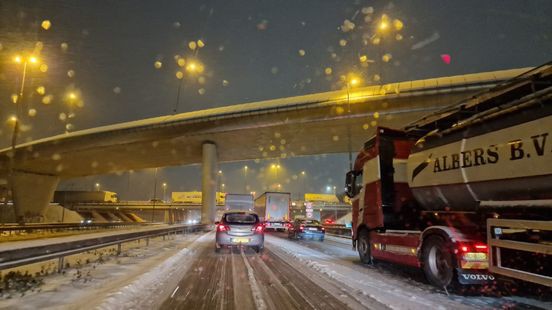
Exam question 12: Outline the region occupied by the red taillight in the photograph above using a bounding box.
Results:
[474,243,488,251]
[217,224,229,232]
[321,227,325,231]
[459,243,488,253]
[252,224,264,233]
[299,224,304,231]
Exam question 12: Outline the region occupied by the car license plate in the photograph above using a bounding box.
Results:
[233,237,249,243]
[272,223,281,227]
[308,227,318,231]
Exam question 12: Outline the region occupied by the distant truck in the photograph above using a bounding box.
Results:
[171,191,226,205]
[224,193,254,211]
[254,192,291,231]
[53,191,118,204]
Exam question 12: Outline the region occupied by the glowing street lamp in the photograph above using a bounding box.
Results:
[346,75,361,171]
[217,170,224,192]
[174,59,204,113]
[8,54,41,223]
[7,116,18,125]
[162,182,168,201]
[378,15,390,33]
[95,183,100,191]
[243,165,248,192]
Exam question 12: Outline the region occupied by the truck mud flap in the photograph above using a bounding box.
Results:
[457,268,496,285]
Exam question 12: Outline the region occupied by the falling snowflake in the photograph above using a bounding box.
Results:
[341,19,355,32]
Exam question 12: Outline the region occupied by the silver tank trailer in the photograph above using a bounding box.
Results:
[407,112,552,211]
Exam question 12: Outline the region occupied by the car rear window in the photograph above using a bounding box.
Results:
[224,213,258,224]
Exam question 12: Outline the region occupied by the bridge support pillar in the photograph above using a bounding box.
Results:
[201,142,217,225]
[12,171,59,223]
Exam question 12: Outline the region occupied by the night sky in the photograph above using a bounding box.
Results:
[1,1,551,200]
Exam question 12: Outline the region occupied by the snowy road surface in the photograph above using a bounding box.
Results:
[160,238,383,309]
[1,230,549,309]
[158,232,550,310]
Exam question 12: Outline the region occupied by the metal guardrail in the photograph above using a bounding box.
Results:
[0,222,149,234]
[322,224,352,238]
[487,218,552,287]
[0,224,208,272]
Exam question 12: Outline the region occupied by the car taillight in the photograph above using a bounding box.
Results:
[299,225,304,231]
[217,224,229,232]
[252,224,264,233]
[321,227,325,231]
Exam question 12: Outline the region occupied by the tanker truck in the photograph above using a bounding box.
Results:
[346,63,551,289]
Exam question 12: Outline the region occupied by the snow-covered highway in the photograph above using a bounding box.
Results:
[1,230,549,309]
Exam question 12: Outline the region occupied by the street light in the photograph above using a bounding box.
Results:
[7,54,42,224]
[346,75,361,170]
[243,165,248,193]
[300,171,306,198]
[377,14,390,33]
[218,170,223,192]
[375,14,403,83]
[174,59,204,113]
[270,163,281,190]
[9,54,41,168]
[95,183,100,191]
[162,182,168,201]
[151,168,158,222]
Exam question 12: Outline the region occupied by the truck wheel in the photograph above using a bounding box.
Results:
[357,229,372,264]
[422,236,454,288]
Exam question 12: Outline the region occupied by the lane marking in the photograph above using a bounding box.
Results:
[170,286,180,298]
[240,248,267,310]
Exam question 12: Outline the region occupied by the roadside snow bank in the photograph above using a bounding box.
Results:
[97,232,212,309]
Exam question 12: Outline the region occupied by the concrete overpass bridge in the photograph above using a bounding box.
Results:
[0,67,531,223]
[68,202,203,224]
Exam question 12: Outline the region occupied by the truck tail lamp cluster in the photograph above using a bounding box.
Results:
[216,224,230,232]
[458,242,489,269]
